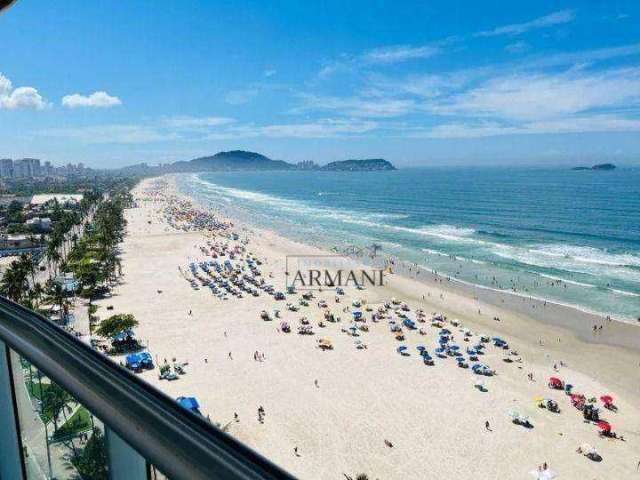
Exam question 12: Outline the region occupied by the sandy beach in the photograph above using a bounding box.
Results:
[95,176,640,479]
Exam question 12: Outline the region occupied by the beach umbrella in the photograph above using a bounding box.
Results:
[579,443,596,455]
[397,345,408,354]
[600,395,614,404]
[177,396,200,411]
[596,420,611,433]
[508,409,520,419]
[448,345,460,351]
[416,345,426,352]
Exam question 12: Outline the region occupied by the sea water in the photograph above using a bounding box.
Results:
[177,167,640,321]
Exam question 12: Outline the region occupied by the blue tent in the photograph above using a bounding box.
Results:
[125,353,141,369]
[138,352,154,368]
[176,396,200,411]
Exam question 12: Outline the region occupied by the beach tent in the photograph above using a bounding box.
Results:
[138,352,154,368]
[125,353,142,371]
[176,396,201,413]
[600,395,614,405]
[548,377,564,389]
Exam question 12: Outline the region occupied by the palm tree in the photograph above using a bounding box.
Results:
[0,261,29,302]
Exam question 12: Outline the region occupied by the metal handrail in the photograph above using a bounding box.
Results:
[0,296,296,480]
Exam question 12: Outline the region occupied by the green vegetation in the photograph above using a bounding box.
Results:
[71,428,109,480]
[95,313,138,340]
[52,406,93,440]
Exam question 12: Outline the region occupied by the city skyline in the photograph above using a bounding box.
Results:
[1,1,639,168]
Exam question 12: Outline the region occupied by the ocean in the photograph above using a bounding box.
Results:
[176,167,640,321]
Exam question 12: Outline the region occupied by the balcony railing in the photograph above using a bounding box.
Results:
[0,296,296,480]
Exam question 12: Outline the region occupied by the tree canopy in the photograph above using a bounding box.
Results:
[95,313,138,339]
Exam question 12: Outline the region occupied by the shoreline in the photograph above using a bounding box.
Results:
[173,173,640,352]
[98,175,640,479]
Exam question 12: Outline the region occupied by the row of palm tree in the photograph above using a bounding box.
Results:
[1,182,133,480]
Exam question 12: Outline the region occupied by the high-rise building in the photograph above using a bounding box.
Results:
[0,159,13,178]
[13,159,28,178]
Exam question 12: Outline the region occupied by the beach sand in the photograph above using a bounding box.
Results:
[95,176,640,479]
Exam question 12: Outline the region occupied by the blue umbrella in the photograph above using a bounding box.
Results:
[416,345,426,352]
[449,345,460,351]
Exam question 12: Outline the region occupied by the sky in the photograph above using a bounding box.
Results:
[1,0,639,168]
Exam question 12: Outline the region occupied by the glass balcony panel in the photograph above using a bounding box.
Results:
[10,351,108,480]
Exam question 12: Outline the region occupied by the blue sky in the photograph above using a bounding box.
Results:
[1,0,639,167]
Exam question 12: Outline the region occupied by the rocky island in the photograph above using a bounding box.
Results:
[321,158,396,171]
[572,163,616,171]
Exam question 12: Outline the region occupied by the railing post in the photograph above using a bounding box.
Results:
[105,427,148,480]
[0,340,26,480]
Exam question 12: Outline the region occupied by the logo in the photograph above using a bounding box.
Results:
[285,254,384,291]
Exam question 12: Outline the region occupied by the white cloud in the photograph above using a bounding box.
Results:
[40,124,176,144]
[475,9,575,37]
[62,91,122,108]
[161,116,235,128]
[407,115,640,139]
[296,93,415,118]
[431,67,640,121]
[0,73,49,110]
[38,116,377,143]
[208,119,378,140]
[362,45,440,64]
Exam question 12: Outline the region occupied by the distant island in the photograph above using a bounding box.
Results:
[116,151,397,175]
[572,163,616,171]
[321,159,396,171]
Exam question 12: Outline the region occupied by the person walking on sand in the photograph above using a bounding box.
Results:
[485,420,491,431]
[228,352,233,360]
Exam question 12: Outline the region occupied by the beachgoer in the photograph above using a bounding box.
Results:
[485,421,491,431]
[228,352,233,360]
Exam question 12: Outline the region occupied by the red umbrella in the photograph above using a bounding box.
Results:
[600,395,614,405]
[597,421,611,433]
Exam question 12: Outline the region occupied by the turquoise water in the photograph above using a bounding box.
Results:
[177,167,640,321]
